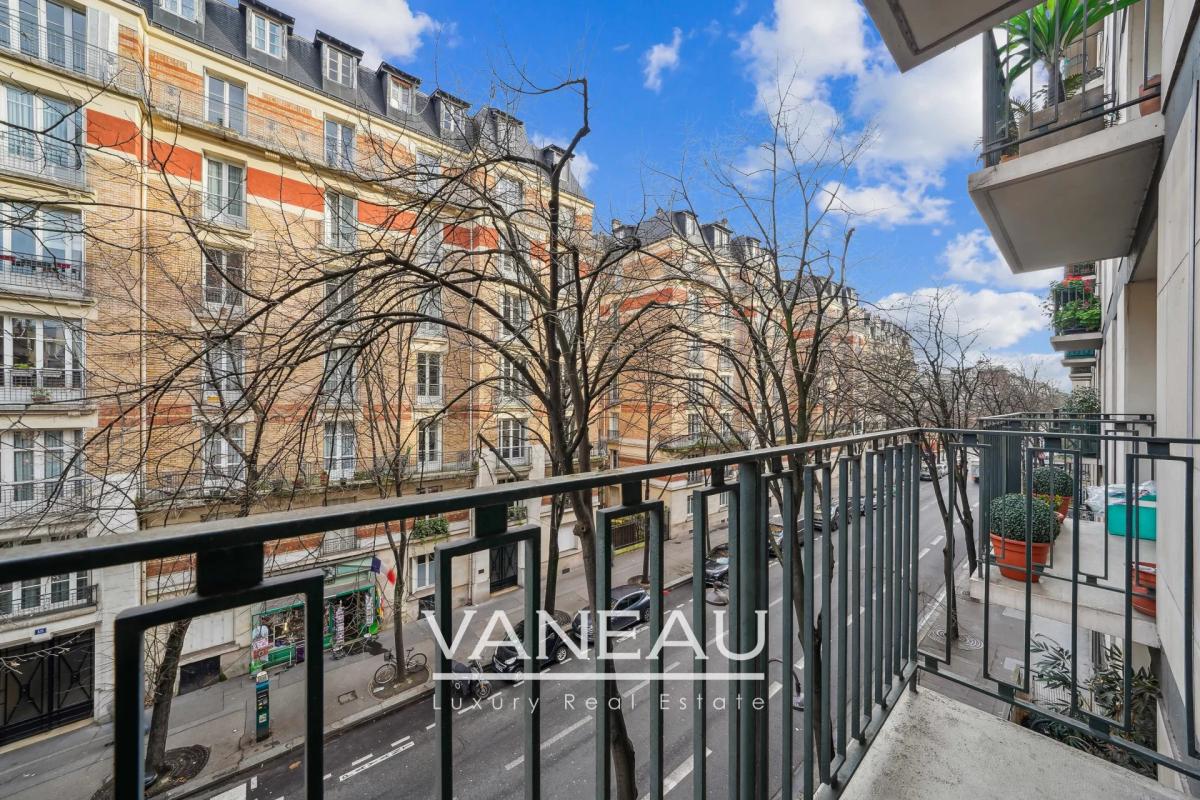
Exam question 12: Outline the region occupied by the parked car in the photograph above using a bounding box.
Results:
[704,556,730,585]
[572,585,652,644]
[491,620,573,675]
[920,459,949,481]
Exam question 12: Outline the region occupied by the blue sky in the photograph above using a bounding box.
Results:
[283,0,1064,384]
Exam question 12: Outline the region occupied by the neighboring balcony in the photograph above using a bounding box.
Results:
[0,367,88,407]
[413,449,475,476]
[1048,279,1103,351]
[0,21,145,97]
[0,250,87,298]
[0,477,93,524]
[0,580,97,626]
[1062,348,1097,368]
[0,123,86,189]
[968,0,1162,273]
[862,0,1042,71]
[415,384,442,407]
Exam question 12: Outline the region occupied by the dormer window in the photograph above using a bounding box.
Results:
[160,0,198,20]
[494,115,512,145]
[440,101,465,136]
[388,79,413,113]
[680,215,696,238]
[251,13,284,58]
[325,47,356,88]
[709,227,729,249]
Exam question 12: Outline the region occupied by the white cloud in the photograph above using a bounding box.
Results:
[823,178,951,228]
[285,0,436,65]
[530,131,596,189]
[643,28,684,92]
[941,229,1054,290]
[876,285,1046,351]
[737,0,983,228]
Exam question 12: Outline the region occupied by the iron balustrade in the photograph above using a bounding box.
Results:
[0,477,92,522]
[0,367,86,405]
[0,580,96,623]
[0,123,85,187]
[0,249,86,295]
[4,422,1200,796]
[0,18,144,97]
[1051,279,1100,336]
[981,0,1160,167]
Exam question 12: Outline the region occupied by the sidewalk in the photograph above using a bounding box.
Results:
[0,525,718,800]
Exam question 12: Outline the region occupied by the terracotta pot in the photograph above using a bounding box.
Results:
[1140,74,1162,116]
[990,533,1052,582]
[1034,493,1071,518]
[1131,561,1156,617]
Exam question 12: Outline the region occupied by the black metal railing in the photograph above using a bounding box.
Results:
[1051,279,1100,336]
[0,367,87,404]
[0,249,86,294]
[0,123,85,187]
[0,581,96,623]
[5,420,1200,797]
[0,477,92,521]
[0,19,144,97]
[982,0,1160,166]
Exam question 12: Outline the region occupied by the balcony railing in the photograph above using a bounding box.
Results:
[0,581,96,623]
[0,367,87,405]
[0,123,85,187]
[9,420,1200,796]
[0,477,92,522]
[1051,279,1100,336]
[0,249,86,295]
[982,0,1159,167]
[0,20,145,97]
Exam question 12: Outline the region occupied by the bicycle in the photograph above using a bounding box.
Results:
[373,647,428,686]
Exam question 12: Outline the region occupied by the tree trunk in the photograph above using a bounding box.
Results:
[544,495,565,617]
[144,617,191,777]
[383,521,408,679]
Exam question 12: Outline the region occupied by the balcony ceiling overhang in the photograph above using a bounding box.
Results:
[1061,353,1097,368]
[969,113,1164,274]
[862,0,1040,72]
[1050,331,1103,352]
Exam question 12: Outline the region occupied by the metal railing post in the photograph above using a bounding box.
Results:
[735,459,766,799]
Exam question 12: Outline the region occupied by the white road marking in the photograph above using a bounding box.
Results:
[249,777,257,790]
[504,716,594,770]
[919,548,929,559]
[391,736,411,747]
[339,741,414,782]
[769,680,783,699]
[323,773,332,780]
[513,680,525,687]
[930,536,944,546]
[642,748,713,798]
[769,597,782,608]
[425,722,436,730]
[208,786,246,800]
[351,753,374,767]
[622,679,649,699]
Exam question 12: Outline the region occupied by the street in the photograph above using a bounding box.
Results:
[200,480,976,800]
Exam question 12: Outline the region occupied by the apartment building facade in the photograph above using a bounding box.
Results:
[0,0,597,744]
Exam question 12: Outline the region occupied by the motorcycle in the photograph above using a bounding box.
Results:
[449,659,492,700]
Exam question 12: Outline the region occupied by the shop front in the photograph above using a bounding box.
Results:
[249,559,379,673]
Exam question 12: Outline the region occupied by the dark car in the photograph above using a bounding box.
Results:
[703,556,730,585]
[492,621,572,675]
[572,585,652,644]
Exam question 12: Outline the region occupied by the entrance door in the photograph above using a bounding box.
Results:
[0,629,94,745]
[489,543,518,592]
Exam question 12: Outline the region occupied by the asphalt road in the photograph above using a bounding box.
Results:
[200,480,977,800]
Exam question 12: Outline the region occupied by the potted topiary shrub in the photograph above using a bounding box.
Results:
[1031,465,1073,517]
[990,494,1057,582]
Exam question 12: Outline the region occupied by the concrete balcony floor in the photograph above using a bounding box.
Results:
[843,689,1184,800]
[969,516,1159,647]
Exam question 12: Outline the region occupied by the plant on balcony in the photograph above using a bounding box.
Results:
[1027,634,1158,777]
[411,516,449,540]
[989,493,1057,581]
[1031,465,1073,516]
[1062,386,1101,415]
[1000,0,1135,103]
[1053,297,1100,334]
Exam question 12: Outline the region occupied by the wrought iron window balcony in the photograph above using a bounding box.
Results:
[8,419,1200,798]
[0,477,92,522]
[0,249,86,296]
[0,581,96,624]
[0,367,87,405]
[0,21,144,97]
[0,124,85,188]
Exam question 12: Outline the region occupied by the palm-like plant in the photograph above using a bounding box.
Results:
[1000,0,1138,103]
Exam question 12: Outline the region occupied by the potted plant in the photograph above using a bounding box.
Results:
[989,493,1057,582]
[30,387,51,403]
[1131,561,1156,616]
[1031,465,1073,517]
[412,516,450,540]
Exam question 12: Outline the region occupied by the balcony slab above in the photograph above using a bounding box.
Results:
[1062,352,1097,368]
[1050,330,1103,352]
[969,517,1159,647]
[841,689,1184,800]
[969,112,1163,273]
[862,0,1040,72]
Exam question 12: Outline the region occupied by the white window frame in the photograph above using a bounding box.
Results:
[417,285,444,338]
[203,423,245,484]
[3,314,84,389]
[205,73,246,134]
[388,78,413,113]
[250,13,284,59]
[204,157,246,225]
[417,419,441,468]
[159,0,198,21]
[324,191,357,250]
[439,101,464,136]
[323,421,356,479]
[2,429,84,506]
[203,248,244,309]
[324,47,356,88]
[202,336,243,401]
[607,412,619,442]
[497,418,527,463]
[324,118,355,170]
[496,177,521,212]
[498,355,522,403]
[412,552,434,591]
[416,351,442,402]
[0,203,83,278]
[321,348,356,405]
